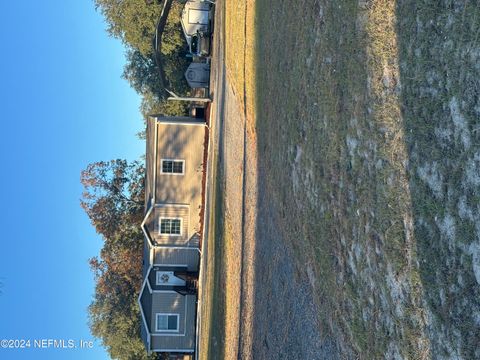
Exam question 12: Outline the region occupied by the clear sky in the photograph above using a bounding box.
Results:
[0,1,144,359]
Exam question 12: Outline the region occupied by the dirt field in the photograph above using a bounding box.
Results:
[200,0,480,359]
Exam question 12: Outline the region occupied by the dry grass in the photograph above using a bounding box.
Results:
[205,0,480,358]
[198,165,242,360]
[200,2,259,358]
[362,1,430,356]
[197,3,248,354]
[222,217,243,360]
[251,0,480,358]
[224,0,246,102]
[225,0,256,126]
[396,1,480,357]
[218,0,432,357]
[253,0,480,357]
[197,161,222,360]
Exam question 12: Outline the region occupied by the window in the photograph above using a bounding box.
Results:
[159,218,182,236]
[156,313,179,332]
[161,159,184,174]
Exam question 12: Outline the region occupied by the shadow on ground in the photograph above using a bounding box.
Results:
[244,0,480,359]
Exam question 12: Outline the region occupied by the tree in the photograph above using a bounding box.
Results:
[81,159,144,238]
[94,0,162,56]
[122,48,189,98]
[95,0,191,116]
[141,89,189,119]
[123,49,163,96]
[81,160,156,359]
[88,228,149,360]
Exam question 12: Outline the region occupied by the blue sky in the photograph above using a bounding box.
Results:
[0,1,144,359]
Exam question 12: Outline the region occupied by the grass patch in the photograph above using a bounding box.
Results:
[198,128,239,360]
[225,0,256,124]
[252,0,430,357]
[224,0,246,101]
[199,149,226,360]
[397,1,480,357]
[215,0,480,358]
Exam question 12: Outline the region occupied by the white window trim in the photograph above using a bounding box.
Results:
[158,217,183,237]
[155,313,180,333]
[160,159,185,175]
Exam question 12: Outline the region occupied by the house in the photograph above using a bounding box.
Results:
[139,116,206,356]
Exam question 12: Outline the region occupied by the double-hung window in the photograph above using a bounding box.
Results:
[156,313,179,332]
[159,218,182,236]
[161,159,184,175]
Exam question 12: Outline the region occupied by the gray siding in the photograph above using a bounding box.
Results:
[153,248,199,271]
[150,292,186,335]
[140,313,149,349]
[150,294,196,351]
[142,240,151,279]
[140,288,153,329]
[140,289,196,352]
